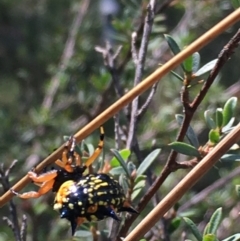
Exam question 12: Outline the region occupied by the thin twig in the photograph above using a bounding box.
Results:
[131,32,139,66]
[1,161,22,241]
[126,1,156,150]
[119,0,175,72]
[137,83,158,118]
[42,0,90,111]
[113,114,120,150]
[20,215,27,241]
[95,43,124,98]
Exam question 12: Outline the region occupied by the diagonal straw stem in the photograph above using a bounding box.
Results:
[124,122,240,241]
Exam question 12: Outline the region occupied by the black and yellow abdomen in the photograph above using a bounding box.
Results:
[54,173,137,234]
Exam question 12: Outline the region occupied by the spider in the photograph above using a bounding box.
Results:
[11,127,137,235]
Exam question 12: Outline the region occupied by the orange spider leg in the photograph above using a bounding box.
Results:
[55,136,77,172]
[85,126,104,167]
[28,170,58,183]
[11,170,58,199]
[11,178,56,199]
[73,151,81,167]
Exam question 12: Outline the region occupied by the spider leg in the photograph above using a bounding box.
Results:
[73,151,81,167]
[84,126,104,167]
[118,201,138,214]
[11,179,55,199]
[55,136,77,172]
[28,170,58,183]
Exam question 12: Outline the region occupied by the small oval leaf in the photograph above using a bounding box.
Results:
[110,149,131,167]
[164,34,181,55]
[209,129,220,144]
[208,207,222,234]
[215,108,223,129]
[119,173,129,194]
[168,217,181,234]
[222,117,235,133]
[159,63,184,81]
[194,59,218,77]
[170,70,184,81]
[204,223,210,236]
[110,149,130,178]
[221,154,240,162]
[192,52,201,73]
[134,175,146,184]
[183,217,202,241]
[127,161,136,175]
[109,166,125,176]
[222,233,240,241]
[204,110,216,130]
[223,97,238,126]
[132,179,146,200]
[164,34,185,71]
[183,55,193,73]
[202,234,217,241]
[136,149,161,176]
[169,142,200,157]
[176,114,200,148]
[235,185,240,197]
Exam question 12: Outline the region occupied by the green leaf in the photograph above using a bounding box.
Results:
[192,52,201,73]
[194,59,218,77]
[168,217,181,234]
[109,166,125,176]
[215,108,223,129]
[175,114,200,148]
[169,142,200,157]
[170,70,184,81]
[208,208,222,234]
[164,34,185,71]
[209,129,220,144]
[136,149,161,176]
[231,0,240,9]
[183,55,193,73]
[235,185,240,197]
[159,63,183,81]
[222,118,235,133]
[110,149,130,178]
[132,179,146,200]
[133,179,146,191]
[203,234,217,241]
[127,161,136,175]
[119,173,129,194]
[222,233,240,241]
[110,149,131,167]
[183,217,202,241]
[134,175,146,184]
[221,154,240,162]
[222,97,238,126]
[164,34,181,55]
[204,223,210,236]
[204,110,216,129]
